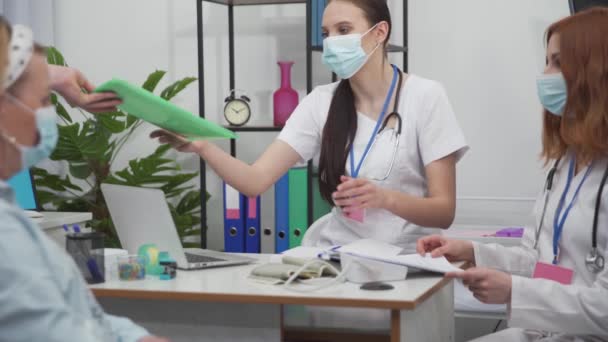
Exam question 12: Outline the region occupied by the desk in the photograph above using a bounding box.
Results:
[33,212,92,247]
[91,255,459,342]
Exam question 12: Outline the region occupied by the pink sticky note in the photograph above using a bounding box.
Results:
[226,209,240,220]
[247,197,257,219]
[533,262,573,285]
[344,208,365,223]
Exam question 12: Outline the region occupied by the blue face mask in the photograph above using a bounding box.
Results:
[537,73,567,116]
[322,24,380,79]
[5,95,58,169]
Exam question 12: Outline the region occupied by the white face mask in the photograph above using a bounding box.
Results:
[321,24,381,79]
[1,94,59,171]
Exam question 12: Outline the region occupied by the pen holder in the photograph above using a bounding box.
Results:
[66,232,105,284]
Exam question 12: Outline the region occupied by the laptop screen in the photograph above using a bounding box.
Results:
[7,169,38,210]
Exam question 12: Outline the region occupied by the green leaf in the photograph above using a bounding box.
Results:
[142,70,166,92]
[35,190,63,207]
[160,77,197,101]
[97,112,127,133]
[47,47,67,66]
[126,115,139,129]
[32,168,83,193]
[56,198,89,212]
[176,190,201,214]
[161,173,198,193]
[51,94,72,123]
[165,186,193,199]
[69,162,92,180]
[152,144,173,157]
[51,121,111,162]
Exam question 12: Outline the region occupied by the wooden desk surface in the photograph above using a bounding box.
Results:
[91,255,462,310]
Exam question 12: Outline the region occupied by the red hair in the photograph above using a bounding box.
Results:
[542,7,608,164]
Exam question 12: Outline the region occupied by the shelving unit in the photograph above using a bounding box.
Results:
[196,0,408,248]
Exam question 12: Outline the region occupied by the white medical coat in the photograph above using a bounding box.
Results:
[473,153,608,341]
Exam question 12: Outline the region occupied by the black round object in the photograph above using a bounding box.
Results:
[360,282,394,291]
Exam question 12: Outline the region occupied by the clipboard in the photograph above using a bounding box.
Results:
[95,78,237,140]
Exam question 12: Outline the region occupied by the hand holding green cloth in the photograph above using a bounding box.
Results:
[95,79,236,140]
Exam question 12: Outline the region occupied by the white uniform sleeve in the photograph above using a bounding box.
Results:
[418,82,469,166]
[473,189,544,276]
[473,224,538,276]
[277,88,323,162]
[509,269,608,335]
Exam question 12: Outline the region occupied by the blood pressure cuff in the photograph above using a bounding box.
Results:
[248,256,339,285]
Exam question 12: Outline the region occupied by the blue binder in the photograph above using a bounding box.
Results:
[275,173,290,253]
[223,182,245,252]
[245,196,261,253]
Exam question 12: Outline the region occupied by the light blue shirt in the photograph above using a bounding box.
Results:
[0,180,150,342]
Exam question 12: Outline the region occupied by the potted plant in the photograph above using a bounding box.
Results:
[34,47,207,248]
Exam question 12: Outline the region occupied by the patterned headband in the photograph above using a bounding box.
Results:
[3,24,34,89]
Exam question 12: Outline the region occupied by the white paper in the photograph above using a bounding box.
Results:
[337,239,462,274]
[393,254,463,274]
[281,246,327,259]
[338,239,403,258]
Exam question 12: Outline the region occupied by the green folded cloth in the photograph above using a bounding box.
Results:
[95,78,236,141]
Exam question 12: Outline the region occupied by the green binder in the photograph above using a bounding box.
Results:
[95,79,236,140]
[288,167,309,248]
[312,172,332,222]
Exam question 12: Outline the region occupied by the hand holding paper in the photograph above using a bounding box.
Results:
[338,239,464,274]
[446,267,512,304]
[416,234,475,262]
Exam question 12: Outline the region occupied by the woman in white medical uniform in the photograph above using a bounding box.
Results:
[153,0,468,252]
[418,7,608,341]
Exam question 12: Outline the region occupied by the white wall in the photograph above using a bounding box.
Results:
[51,0,570,249]
[407,0,570,225]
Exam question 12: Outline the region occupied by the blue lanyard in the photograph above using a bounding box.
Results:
[349,64,399,178]
[552,157,593,264]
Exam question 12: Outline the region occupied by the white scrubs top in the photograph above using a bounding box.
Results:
[472,153,608,341]
[278,75,469,253]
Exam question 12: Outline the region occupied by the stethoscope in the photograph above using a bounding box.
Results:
[361,66,404,181]
[535,158,608,273]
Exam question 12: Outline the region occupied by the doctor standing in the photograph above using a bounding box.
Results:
[417,7,608,341]
[152,0,468,252]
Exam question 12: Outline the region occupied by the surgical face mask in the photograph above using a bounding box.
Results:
[322,24,381,79]
[4,95,58,169]
[537,73,567,116]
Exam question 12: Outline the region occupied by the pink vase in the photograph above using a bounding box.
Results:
[273,61,299,127]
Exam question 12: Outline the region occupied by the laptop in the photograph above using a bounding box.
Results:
[101,183,254,270]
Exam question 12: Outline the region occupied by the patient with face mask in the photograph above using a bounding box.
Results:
[0,20,169,342]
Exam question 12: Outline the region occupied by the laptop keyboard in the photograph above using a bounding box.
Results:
[185,253,225,264]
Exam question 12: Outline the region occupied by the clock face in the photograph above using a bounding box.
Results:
[224,99,251,126]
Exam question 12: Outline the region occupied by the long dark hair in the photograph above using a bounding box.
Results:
[318,0,392,204]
